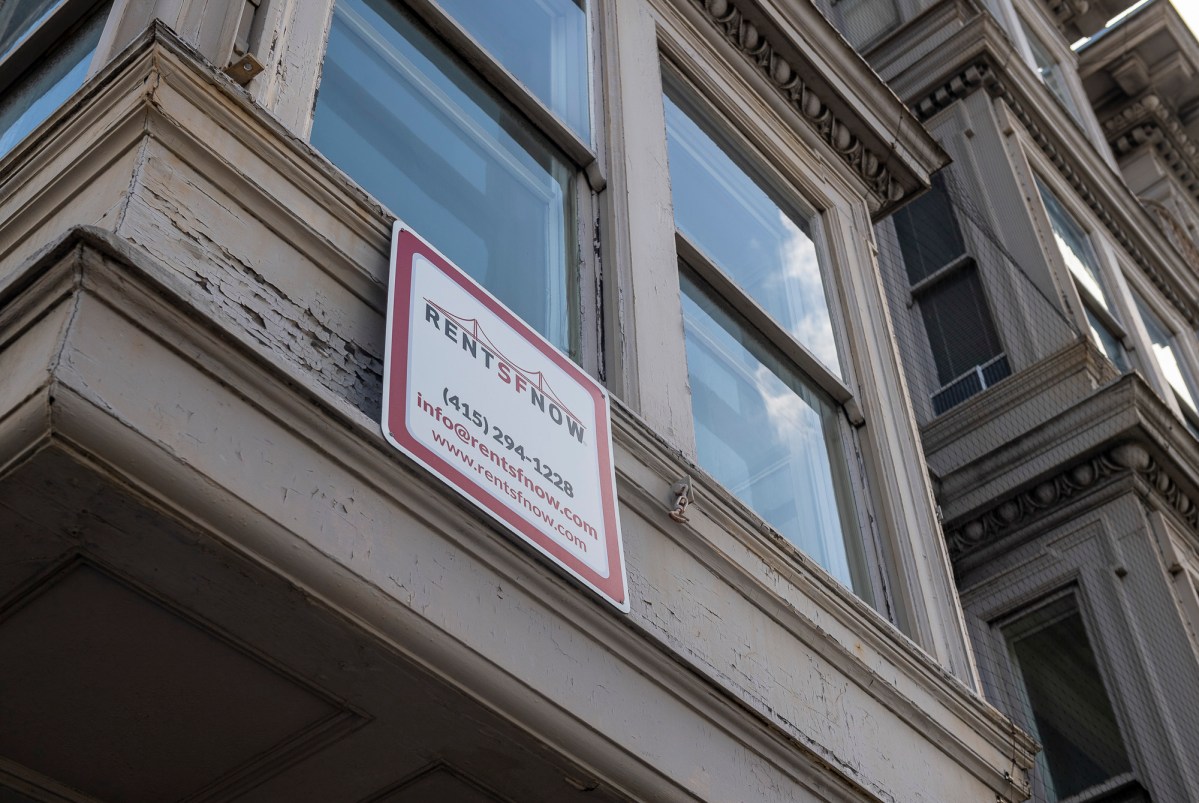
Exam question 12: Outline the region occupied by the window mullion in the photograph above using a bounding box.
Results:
[402,0,601,186]
[1080,283,1124,339]
[906,252,974,299]
[676,231,853,406]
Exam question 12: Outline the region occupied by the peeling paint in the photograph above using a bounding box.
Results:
[119,166,384,418]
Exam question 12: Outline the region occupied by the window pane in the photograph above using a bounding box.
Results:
[664,90,841,377]
[0,0,62,62]
[680,273,866,595]
[1036,178,1109,311]
[1022,22,1078,119]
[1136,295,1198,411]
[312,0,574,352]
[1006,597,1132,800]
[893,173,967,285]
[918,268,1004,386]
[0,3,106,159]
[434,0,589,142]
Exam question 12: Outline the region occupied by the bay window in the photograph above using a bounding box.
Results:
[664,82,872,599]
[300,0,965,639]
[1135,293,1199,438]
[310,0,593,355]
[1035,177,1129,371]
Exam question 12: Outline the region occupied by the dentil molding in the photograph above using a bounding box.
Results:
[690,0,907,207]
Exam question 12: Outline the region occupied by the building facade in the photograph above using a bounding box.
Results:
[0,0,1032,801]
[815,0,1199,799]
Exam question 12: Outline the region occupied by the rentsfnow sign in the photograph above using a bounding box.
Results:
[382,222,628,612]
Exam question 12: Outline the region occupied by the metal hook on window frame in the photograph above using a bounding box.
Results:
[669,476,694,523]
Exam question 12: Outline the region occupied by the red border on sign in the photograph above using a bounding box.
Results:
[383,226,627,609]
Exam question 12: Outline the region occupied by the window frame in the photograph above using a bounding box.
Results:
[1025,162,1135,372]
[676,262,878,597]
[914,264,1012,414]
[889,170,1011,416]
[397,0,600,170]
[641,7,977,667]
[959,506,1173,803]
[1015,12,1081,121]
[0,0,101,97]
[994,588,1141,803]
[660,60,888,608]
[1008,0,1113,157]
[300,0,608,375]
[1022,121,1199,435]
[0,0,115,157]
[1128,281,1199,434]
[657,62,860,405]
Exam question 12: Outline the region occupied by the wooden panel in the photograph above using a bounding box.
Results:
[0,561,349,802]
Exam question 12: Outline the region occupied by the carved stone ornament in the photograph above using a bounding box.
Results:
[1143,199,1199,275]
[945,442,1199,559]
[914,62,1199,324]
[691,0,905,205]
[1043,0,1090,28]
[1104,94,1199,223]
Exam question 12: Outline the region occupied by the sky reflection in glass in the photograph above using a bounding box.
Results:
[0,5,105,159]
[664,91,840,377]
[680,274,859,591]
[312,0,573,351]
[435,0,590,142]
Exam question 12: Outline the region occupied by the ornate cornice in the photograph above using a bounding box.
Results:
[912,61,1199,324]
[1042,0,1089,29]
[1104,93,1198,167]
[1143,199,1199,272]
[913,63,989,119]
[1104,94,1199,227]
[689,0,906,205]
[1103,92,1167,136]
[946,442,1198,560]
